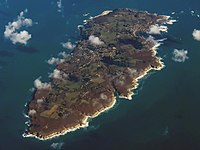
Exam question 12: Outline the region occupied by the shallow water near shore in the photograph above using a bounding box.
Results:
[0,0,200,149]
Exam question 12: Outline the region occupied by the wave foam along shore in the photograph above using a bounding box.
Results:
[85,10,113,24]
[159,15,177,25]
[23,95,117,141]
[116,14,175,100]
[121,14,177,101]
[92,10,113,19]
[166,19,177,25]
[23,9,175,141]
[22,116,89,141]
[119,40,165,100]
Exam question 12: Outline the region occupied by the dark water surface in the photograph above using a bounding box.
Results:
[0,0,200,149]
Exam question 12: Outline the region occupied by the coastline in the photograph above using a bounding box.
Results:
[23,41,164,141]
[118,40,165,100]
[91,10,113,19]
[23,9,116,141]
[23,94,117,141]
[23,9,173,141]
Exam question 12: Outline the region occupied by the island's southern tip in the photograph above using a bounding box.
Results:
[24,8,173,140]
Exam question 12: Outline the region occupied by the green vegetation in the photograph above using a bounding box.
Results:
[40,105,59,118]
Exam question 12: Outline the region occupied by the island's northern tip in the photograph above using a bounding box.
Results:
[24,8,172,140]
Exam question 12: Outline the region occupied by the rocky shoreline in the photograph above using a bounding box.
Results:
[24,8,173,140]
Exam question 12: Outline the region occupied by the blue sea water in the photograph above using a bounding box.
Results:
[0,0,200,149]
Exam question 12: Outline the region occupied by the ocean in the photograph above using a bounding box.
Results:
[0,0,200,149]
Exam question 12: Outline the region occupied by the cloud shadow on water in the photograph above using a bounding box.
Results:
[162,35,182,47]
[0,50,15,57]
[151,34,181,47]
[16,45,39,54]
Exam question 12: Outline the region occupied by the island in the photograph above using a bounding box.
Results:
[23,8,172,140]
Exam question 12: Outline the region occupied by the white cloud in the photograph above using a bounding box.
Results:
[172,49,189,63]
[37,99,44,104]
[28,109,36,116]
[191,10,195,16]
[83,13,90,17]
[127,68,138,77]
[192,29,200,41]
[89,35,104,45]
[11,31,32,45]
[58,51,69,58]
[57,0,62,12]
[4,9,33,45]
[146,35,157,44]
[149,25,168,34]
[149,25,160,34]
[50,142,64,150]
[49,69,62,79]
[34,78,51,89]
[100,93,108,100]
[47,57,65,65]
[61,41,75,50]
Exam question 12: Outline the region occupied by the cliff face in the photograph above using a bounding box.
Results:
[25,9,167,140]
